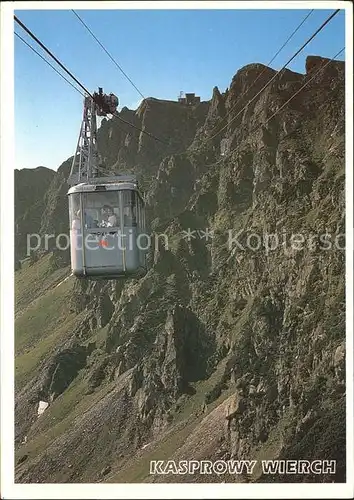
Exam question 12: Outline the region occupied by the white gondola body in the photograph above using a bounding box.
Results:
[68,180,147,279]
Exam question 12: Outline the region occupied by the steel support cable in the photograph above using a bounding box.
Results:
[72,9,146,100]
[15,11,341,155]
[112,112,169,146]
[15,32,86,97]
[95,164,124,177]
[14,15,93,97]
[261,47,344,130]
[207,46,344,168]
[207,9,315,141]
[14,15,167,146]
[207,9,341,143]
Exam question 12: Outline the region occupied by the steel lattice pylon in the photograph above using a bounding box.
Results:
[68,95,100,186]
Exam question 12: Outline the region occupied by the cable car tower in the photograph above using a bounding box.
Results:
[68,87,119,185]
[67,88,147,280]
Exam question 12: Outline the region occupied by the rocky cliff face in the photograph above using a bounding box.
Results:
[14,167,55,267]
[14,55,346,483]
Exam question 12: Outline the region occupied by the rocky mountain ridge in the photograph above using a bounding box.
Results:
[14,54,346,483]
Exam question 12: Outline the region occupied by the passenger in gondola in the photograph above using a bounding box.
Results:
[71,209,82,260]
[73,209,98,230]
[72,209,81,231]
[100,205,118,227]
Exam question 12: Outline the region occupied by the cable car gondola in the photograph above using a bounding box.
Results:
[67,88,148,279]
[68,177,147,279]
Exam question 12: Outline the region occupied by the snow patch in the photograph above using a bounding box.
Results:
[37,401,49,416]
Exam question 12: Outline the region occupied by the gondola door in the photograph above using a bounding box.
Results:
[81,190,124,276]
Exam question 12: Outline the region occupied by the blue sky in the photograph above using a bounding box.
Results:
[14,7,345,171]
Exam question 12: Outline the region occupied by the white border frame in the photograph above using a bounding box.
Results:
[1,1,353,499]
